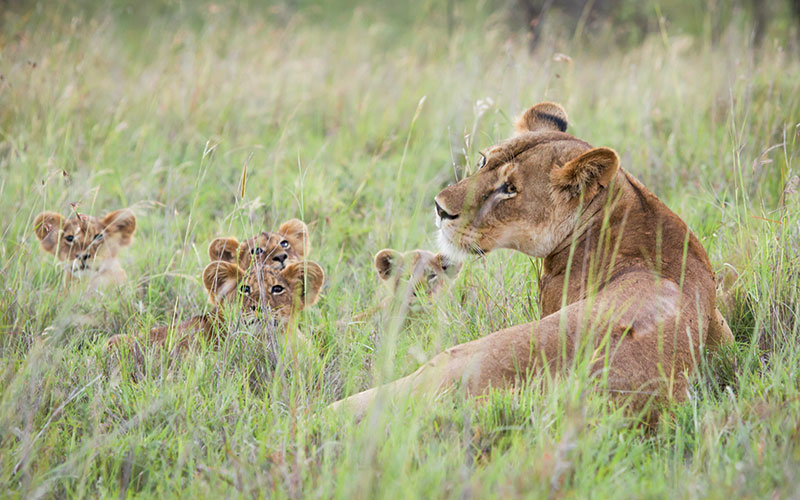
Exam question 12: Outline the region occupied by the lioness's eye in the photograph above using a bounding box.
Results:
[240,285,251,294]
[280,240,289,248]
[501,182,516,194]
[271,285,285,294]
[477,153,487,169]
[94,233,103,241]
[65,235,74,243]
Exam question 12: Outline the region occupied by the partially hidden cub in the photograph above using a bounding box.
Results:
[208,219,310,271]
[108,259,325,352]
[347,249,462,325]
[33,209,137,289]
[374,249,462,311]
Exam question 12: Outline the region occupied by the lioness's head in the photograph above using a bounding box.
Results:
[202,259,324,321]
[374,249,462,300]
[208,219,310,271]
[434,102,619,260]
[33,209,137,278]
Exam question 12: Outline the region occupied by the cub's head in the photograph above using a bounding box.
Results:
[202,259,324,321]
[208,219,310,271]
[374,248,462,300]
[434,102,619,260]
[33,209,137,278]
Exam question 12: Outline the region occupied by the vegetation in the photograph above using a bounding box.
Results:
[1,1,798,497]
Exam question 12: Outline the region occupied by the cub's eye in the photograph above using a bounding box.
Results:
[65,235,74,243]
[93,233,103,241]
[477,153,487,169]
[240,285,251,294]
[271,285,285,294]
[255,247,264,255]
[500,182,517,195]
[280,240,289,248]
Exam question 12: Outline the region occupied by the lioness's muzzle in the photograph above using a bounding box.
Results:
[434,200,457,221]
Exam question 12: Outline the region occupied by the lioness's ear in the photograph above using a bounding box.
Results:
[208,237,241,263]
[436,253,463,280]
[278,219,311,256]
[33,212,65,254]
[374,249,403,281]
[203,261,245,302]
[550,147,620,201]
[515,102,568,134]
[102,209,137,246]
[281,261,325,309]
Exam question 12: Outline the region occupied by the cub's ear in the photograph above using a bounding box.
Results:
[34,212,65,254]
[515,102,568,134]
[550,147,620,201]
[102,209,137,246]
[281,261,325,309]
[236,236,260,270]
[436,254,463,280]
[374,249,403,281]
[278,219,311,256]
[208,237,241,263]
[203,261,245,303]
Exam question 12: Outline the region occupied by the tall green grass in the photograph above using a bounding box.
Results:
[1,1,799,497]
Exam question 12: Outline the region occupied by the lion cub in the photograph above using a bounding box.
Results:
[372,248,462,314]
[208,219,310,271]
[375,249,462,299]
[108,259,325,351]
[33,209,137,288]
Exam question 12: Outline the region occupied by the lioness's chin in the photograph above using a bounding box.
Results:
[437,230,484,263]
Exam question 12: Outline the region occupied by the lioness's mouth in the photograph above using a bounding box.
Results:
[437,228,482,262]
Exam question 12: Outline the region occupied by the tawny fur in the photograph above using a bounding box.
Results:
[332,101,733,419]
[349,248,462,323]
[375,248,461,300]
[208,219,311,271]
[108,260,324,352]
[33,209,137,289]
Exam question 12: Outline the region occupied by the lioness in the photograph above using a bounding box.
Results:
[33,209,137,288]
[332,102,733,418]
[108,259,325,351]
[208,219,310,271]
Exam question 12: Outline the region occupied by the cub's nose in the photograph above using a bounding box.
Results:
[79,253,90,261]
[272,254,288,267]
[434,200,457,221]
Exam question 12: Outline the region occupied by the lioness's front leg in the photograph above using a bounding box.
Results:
[329,312,572,418]
[331,275,693,419]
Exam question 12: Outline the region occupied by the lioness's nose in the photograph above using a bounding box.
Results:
[78,253,90,261]
[435,200,458,220]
